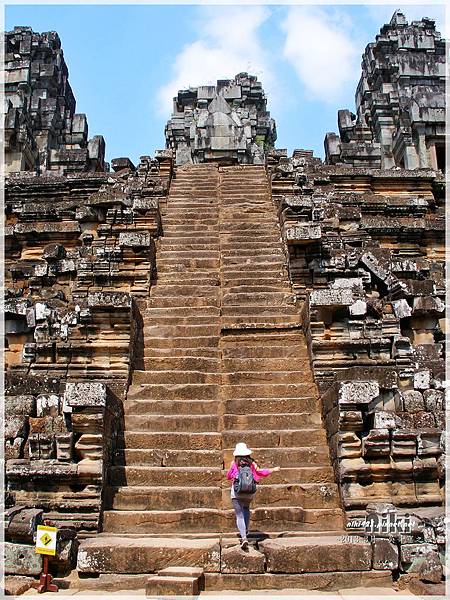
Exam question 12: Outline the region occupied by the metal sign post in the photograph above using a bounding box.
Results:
[33,525,59,593]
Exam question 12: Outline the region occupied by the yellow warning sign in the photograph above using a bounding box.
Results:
[35,525,58,556]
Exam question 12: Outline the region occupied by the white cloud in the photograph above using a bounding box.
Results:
[156,6,274,117]
[281,6,360,104]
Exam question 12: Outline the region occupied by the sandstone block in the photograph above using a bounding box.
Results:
[77,537,220,574]
[260,535,372,573]
[5,416,27,439]
[423,389,444,411]
[5,395,35,416]
[4,576,34,596]
[400,543,438,571]
[339,381,379,405]
[372,539,399,570]
[417,551,443,582]
[71,412,103,433]
[5,542,42,575]
[6,508,43,543]
[221,545,265,574]
[65,382,106,408]
[414,370,430,390]
[55,432,74,461]
[402,390,425,412]
[146,575,199,596]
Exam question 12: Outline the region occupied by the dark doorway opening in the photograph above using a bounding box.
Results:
[435,143,445,172]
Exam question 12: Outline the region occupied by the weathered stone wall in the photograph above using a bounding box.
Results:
[4,153,171,534]
[4,27,105,174]
[324,12,445,170]
[268,148,446,513]
[165,72,276,165]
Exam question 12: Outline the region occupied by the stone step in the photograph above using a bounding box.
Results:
[143,337,220,350]
[133,371,221,386]
[221,344,307,359]
[161,226,219,234]
[220,241,282,250]
[223,397,320,414]
[222,292,295,306]
[164,207,218,213]
[157,258,220,268]
[143,306,220,318]
[158,249,220,258]
[114,445,331,469]
[221,271,285,281]
[108,486,221,511]
[221,248,284,258]
[141,356,220,372]
[109,482,339,511]
[151,283,220,298]
[161,244,220,251]
[142,315,219,326]
[142,325,220,338]
[123,414,220,432]
[114,448,223,467]
[128,383,220,401]
[221,255,284,266]
[146,574,201,596]
[221,382,316,399]
[147,296,220,308]
[222,446,332,467]
[162,231,219,239]
[222,371,314,385]
[222,428,326,448]
[102,506,345,534]
[122,431,222,450]
[163,218,218,226]
[150,285,220,297]
[223,412,322,430]
[224,284,292,294]
[220,305,298,317]
[156,275,220,286]
[123,399,220,416]
[144,348,221,359]
[223,357,310,371]
[77,536,220,574]
[205,571,392,592]
[109,466,222,487]
[110,465,334,487]
[259,535,373,574]
[221,318,302,329]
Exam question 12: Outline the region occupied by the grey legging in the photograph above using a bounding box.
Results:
[232,497,251,539]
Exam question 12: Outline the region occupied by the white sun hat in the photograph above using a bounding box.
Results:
[233,442,252,457]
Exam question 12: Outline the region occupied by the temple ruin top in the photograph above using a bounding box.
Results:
[4,26,106,175]
[324,11,446,170]
[164,72,277,166]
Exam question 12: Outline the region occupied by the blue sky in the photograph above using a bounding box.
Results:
[6,2,446,165]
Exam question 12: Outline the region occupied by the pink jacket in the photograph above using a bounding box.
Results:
[226,461,271,482]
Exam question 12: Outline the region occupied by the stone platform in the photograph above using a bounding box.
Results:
[74,534,396,593]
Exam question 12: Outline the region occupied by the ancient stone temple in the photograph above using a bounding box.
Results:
[324,11,446,170]
[4,27,105,174]
[4,12,446,597]
[165,72,277,166]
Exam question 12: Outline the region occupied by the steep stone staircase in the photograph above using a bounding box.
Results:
[78,165,364,588]
[102,163,344,535]
[218,166,343,532]
[105,164,223,533]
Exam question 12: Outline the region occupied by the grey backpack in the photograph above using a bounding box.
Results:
[233,464,257,495]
